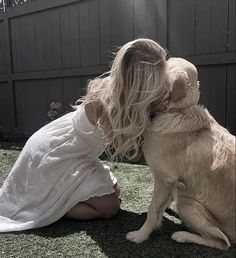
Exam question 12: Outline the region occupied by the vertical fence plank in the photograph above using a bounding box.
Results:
[198,66,210,108]
[15,80,47,129]
[134,0,146,38]
[0,20,7,75]
[99,0,111,64]
[34,9,62,71]
[168,0,195,56]
[133,0,158,41]
[156,0,167,47]
[63,77,84,109]
[211,0,228,54]
[195,0,211,55]
[79,0,100,66]
[181,0,195,56]
[60,3,80,68]
[228,0,236,52]
[209,65,227,127]
[0,82,13,131]
[10,15,37,72]
[146,0,158,41]
[110,0,133,47]
[2,17,15,133]
[226,64,236,134]
[47,9,62,70]
[168,0,182,56]
[79,1,89,66]
[20,14,36,72]
[88,0,100,66]
[34,12,45,70]
[10,18,22,72]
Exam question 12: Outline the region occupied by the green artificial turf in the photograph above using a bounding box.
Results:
[0,145,235,258]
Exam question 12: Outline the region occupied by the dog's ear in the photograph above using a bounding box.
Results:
[171,72,187,102]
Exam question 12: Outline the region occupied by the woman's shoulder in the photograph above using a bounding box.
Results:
[84,101,102,126]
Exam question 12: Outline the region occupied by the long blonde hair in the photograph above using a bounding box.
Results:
[82,38,168,160]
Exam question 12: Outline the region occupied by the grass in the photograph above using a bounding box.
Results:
[0,145,235,258]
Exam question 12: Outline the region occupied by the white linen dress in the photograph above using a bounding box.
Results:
[0,104,117,232]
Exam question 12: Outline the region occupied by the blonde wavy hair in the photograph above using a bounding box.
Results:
[81,38,168,160]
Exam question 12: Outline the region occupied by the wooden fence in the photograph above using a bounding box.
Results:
[0,0,235,136]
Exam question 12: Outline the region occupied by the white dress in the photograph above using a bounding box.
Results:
[0,104,117,232]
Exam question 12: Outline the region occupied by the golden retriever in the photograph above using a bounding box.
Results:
[126,57,236,250]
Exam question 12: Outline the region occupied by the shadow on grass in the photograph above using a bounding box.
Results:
[0,141,24,151]
[6,208,235,258]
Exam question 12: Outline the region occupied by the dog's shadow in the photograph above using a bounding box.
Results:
[10,208,230,258]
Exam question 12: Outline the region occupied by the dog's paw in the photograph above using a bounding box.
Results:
[171,231,187,243]
[126,230,148,244]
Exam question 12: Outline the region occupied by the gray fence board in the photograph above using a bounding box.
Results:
[12,15,37,72]
[0,0,235,135]
[46,9,62,70]
[226,64,236,132]
[79,0,100,67]
[181,0,195,56]
[133,0,164,42]
[88,0,100,66]
[228,0,236,52]
[211,0,228,53]
[36,9,62,71]
[0,20,7,75]
[156,0,167,47]
[11,18,22,72]
[145,0,158,40]
[99,0,111,64]
[198,66,210,108]
[168,0,182,56]
[60,4,81,68]
[0,82,15,131]
[63,77,84,109]
[195,0,212,55]
[168,0,195,56]
[209,65,227,127]
[34,13,46,70]
[110,0,133,47]
[134,0,148,39]
[15,80,47,129]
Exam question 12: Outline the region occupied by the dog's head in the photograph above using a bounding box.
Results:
[164,57,200,111]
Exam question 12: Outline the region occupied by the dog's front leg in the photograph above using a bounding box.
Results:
[126,177,173,244]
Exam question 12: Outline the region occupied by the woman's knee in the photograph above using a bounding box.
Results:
[88,193,120,219]
[100,194,120,219]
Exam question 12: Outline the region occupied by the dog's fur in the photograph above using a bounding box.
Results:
[126,58,236,250]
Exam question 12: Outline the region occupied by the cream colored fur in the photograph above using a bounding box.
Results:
[126,58,236,250]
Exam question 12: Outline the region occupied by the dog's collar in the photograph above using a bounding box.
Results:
[164,107,185,113]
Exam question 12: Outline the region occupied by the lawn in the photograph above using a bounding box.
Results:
[0,145,235,258]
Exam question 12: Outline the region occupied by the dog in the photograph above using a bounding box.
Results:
[126,57,236,250]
